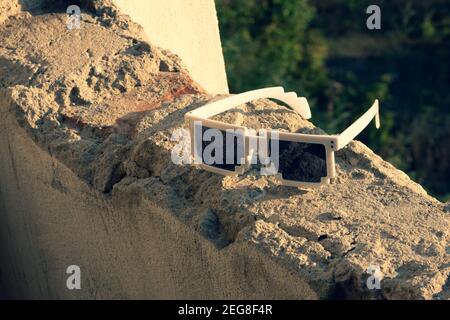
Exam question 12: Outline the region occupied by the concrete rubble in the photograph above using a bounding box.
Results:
[0,0,449,299]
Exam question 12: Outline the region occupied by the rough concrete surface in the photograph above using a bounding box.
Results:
[0,0,449,299]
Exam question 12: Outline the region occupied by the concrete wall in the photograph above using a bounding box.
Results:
[2,0,229,94]
[0,0,311,299]
[0,104,314,299]
[113,0,229,94]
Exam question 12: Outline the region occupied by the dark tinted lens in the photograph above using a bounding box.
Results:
[194,123,245,172]
[269,140,327,182]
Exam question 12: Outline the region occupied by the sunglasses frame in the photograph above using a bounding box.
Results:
[185,87,379,188]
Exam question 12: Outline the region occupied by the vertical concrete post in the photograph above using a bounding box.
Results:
[113,0,229,94]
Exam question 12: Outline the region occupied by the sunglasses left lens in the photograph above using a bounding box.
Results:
[193,122,245,172]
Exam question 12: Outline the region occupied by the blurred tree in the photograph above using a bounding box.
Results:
[216,0,450,200]
[216,0,326,95]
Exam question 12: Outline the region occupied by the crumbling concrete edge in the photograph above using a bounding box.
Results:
[0,102,319,299]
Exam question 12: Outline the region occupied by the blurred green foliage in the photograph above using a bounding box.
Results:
[216,0,450,201]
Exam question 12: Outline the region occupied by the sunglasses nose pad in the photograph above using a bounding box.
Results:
[245,132,258,166]
[246,147,256,166]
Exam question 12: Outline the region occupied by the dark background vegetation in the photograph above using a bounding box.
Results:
[215,0,450,201]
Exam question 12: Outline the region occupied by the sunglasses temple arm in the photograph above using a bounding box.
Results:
[187,87,312,120]
[335,100,380,150]
[281,93,312,119]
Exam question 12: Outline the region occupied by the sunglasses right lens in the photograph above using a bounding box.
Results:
[269,139,327,183]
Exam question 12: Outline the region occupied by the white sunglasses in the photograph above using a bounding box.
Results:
[185,87,380,188]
